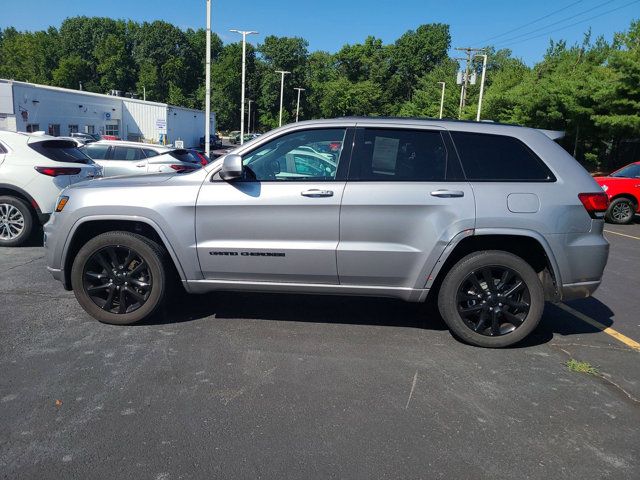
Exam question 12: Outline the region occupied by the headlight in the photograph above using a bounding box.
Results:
[55,196,69,212]
[601,184,608,192]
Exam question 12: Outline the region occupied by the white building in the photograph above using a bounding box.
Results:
[0,79,214,148]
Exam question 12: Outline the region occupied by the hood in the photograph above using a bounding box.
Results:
[69,173,175,190]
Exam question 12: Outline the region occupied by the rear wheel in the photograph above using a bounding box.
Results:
[0,196,34,247]
[71,231,167,324]
[437,250,544,348]
[605,197,635,224]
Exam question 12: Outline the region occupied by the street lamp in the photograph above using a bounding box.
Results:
[475,54,488,122]
[437,82,445,119]
[204,0,212,156]
[247,99,253,134]
[230,29,258,145]
[294,87,305,122]
[275,70,290,127]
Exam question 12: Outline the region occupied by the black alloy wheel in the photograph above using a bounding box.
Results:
[456,266,531,336]
[71,231,168,325]
[438,250,544,348]
[83,245,152,314]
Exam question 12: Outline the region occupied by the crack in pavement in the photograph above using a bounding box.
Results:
[1,256,45,272]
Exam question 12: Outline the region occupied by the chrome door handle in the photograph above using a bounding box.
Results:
[301,189,334,198]
[135,163,146,168]
[430,189,464,198]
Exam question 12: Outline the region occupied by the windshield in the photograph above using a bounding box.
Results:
[611,163,640,178]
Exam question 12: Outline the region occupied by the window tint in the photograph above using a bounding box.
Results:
[169,150,201,165]
[82,144,110,160]
[451,132,554,181]
[143,148,160,158]
[350,128,447,181]
[241,128,347,181]
[611,163,640,178]
[29,140,91,164]
[112,146,143,161]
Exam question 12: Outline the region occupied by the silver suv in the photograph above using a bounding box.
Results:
[44,118,609,347]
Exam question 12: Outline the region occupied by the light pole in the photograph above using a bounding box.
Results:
[275,70,290,127]
[204,0,212,157]
[247,99,253,134]
[294,87,305,122]
[475,54,488,122]
[230,29,258,145]
[437,82,445,119]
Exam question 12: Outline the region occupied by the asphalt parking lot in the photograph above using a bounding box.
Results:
[1,221,639,479]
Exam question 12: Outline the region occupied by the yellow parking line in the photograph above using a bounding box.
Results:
[558,303,640,352]
[604,230,640,241]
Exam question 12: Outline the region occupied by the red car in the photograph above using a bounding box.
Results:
[594,161,640,224]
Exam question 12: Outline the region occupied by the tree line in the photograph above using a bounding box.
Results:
[0,16,639,170]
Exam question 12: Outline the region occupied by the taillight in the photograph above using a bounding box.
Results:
[35,166,81,177]
[578,192,609,218]
[169,164,197,173]
[196,152,208,166]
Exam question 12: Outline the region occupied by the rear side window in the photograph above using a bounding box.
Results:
[112,146,143,161]
[451,132,555,181]
[29,140,91,164]
[82,144,109,160]
[349,128,452,181]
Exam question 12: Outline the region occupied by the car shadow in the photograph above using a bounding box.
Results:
[136,289,617,349]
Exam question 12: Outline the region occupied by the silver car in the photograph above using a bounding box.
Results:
[81,140,201,176]
[44,118,609,347]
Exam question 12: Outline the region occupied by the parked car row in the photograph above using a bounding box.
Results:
[0,131,207,247]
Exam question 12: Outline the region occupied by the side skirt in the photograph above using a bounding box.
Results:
[183,279,429,302]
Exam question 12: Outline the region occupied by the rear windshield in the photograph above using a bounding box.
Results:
[29,140,92,164]
[168,150,202,165]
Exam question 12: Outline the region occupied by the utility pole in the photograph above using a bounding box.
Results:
[143,86,146,101]
[437,81,445,119]
[475,54,488,122]
[275,70,290,127]
[454,47,484,119]
[294,87,305,122]
[205,0,212,157]
[247,99,253,134]
[230,29,258,145]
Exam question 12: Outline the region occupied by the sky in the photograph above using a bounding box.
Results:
[1,0,638,65]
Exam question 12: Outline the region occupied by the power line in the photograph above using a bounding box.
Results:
[493,0,615,46]
[480,0,584,43]
[496,0,640,48]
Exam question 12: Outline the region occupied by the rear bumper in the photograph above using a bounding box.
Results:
[560,280,601,301]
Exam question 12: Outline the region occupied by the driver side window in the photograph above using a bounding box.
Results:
[241,128,347,181]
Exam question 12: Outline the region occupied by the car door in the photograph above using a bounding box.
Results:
[106,146,148,176]
[81,143,110,171]
[195,126,354,284]
[338,125,475,289]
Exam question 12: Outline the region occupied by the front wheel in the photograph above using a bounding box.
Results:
[605,198,635,224]
[437,250,544,348]
[71,231,167,324]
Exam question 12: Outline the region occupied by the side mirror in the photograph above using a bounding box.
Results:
[220,154,243,181]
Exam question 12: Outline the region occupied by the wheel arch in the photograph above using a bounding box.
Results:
[61,216,187,290]
[0,183,42,217]
[427,229,561,302]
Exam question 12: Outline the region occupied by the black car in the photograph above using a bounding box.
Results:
[199,135,223,150]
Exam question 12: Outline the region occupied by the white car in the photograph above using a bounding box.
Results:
[0,131,102,247]
[81,140,203,177]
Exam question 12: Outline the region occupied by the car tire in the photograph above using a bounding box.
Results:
[605,197,635,224]
[0,196,34,247]
[71,231,168,325]
[437,250,544,348]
